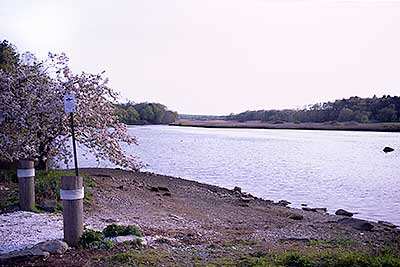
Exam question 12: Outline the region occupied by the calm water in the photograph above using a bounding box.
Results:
[76,125,400,225]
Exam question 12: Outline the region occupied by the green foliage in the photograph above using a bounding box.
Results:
[227,95,400,123]
[80,229,104,246]
[80,229,114,249]
[103,224,143,237]
[35,169,95,209]
[99,250,171,266]
[280,252,313,267]
[115,102,178,125]
[0,40,19,71]
[0,169,95,212]
[239,257,271,267]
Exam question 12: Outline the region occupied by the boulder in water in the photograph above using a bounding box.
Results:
[335,209,353,217]
[383,147,394,153]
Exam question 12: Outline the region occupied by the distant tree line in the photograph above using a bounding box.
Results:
[178,114,223,121]
[115,102,178,125]
[226,95,400,123]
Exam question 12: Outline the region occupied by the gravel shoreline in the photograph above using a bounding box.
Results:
[1,168,399,265]
[0,211,63,254]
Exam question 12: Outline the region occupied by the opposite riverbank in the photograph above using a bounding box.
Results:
[1,168,399,266]
[172,119,400,132]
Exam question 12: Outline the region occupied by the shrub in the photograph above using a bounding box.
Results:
[103,224,143,237]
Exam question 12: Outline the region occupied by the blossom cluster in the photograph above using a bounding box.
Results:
[0,51,142,170]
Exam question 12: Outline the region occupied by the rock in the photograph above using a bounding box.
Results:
[109,235,146,246]
[240,197,251,203]
[335,209,353,217]
[278,200,291,206]
[383,147,394,153]
[33,240,68,255]
[233,186,242,193]
[149,186,159,192]
[169,214,184,222]
[302,207,317,212]
[163,192,171,197]
[101,218,118,223]
[314,208,327,213]
[288,214,304,220]
[378,221,398,229]
[302,207,326,213]
[338,218,374,231]
[0,248,49,264]
[157,186,169,192]
[37,200,57,213]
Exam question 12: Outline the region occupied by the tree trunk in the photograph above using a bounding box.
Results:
[37,156,48,171]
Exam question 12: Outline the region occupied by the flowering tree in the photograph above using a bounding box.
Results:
[0,42,142,170]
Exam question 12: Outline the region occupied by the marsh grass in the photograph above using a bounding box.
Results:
[0,169,95,212]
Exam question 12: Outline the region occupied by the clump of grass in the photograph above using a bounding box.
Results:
[0,169,96,213]
[103,224,143,237]
[99,250,173,266]
[35,169,95,203]
[238,257,271,267]
[279,252,313,267]
[81,224,143,250]
[80,229,114,249]
[200,251,400,267]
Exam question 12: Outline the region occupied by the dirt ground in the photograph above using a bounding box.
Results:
[4,168,400,266]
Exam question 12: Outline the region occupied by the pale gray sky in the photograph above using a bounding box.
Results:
[1,0,400,115]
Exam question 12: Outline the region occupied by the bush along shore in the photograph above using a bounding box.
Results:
[172,119,400,133]
[0,168,399,266]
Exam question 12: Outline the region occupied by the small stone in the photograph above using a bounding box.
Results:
[163,192,171,197]
[149,187,159,192]
[383,147,394,153]
[37,200,58,213]
[302,207,317,212]
[288,214,304,220]
[335,209,353,217]
[158,186,169,192]
[109,235,146,246]
[169,214,184,222]
[278,200,291,206]
[0,248,50,264]
[315,208,327,213]
[240,197,251,203]
[233,186,242,193]
[33,240,68,255]
[338,217,374,231]
[301,203,307,207]
[378,221,398,229]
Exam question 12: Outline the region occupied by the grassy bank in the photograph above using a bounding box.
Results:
[171,120,400,132]
[0,169,95,213]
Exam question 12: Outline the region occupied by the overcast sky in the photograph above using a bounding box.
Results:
[1,0,400,115]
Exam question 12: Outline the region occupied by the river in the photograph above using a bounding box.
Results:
[75,125,400,225]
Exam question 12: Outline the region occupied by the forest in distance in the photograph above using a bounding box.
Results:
[115,102,178,125]
[180,95,400,124]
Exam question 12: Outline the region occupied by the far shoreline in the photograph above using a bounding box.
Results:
[170,119,400,133]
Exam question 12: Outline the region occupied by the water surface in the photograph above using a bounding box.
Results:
[76,125,400,225]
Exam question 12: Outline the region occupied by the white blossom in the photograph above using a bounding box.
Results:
[0,52,142,170]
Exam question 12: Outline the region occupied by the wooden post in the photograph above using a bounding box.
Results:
[17,160,35,211]
[61,176,84,247]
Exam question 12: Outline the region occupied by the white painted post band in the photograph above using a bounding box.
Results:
[17,168,35,178]
[60,187,84,200]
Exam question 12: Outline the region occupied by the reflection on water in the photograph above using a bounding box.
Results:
[75,125,400,225]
